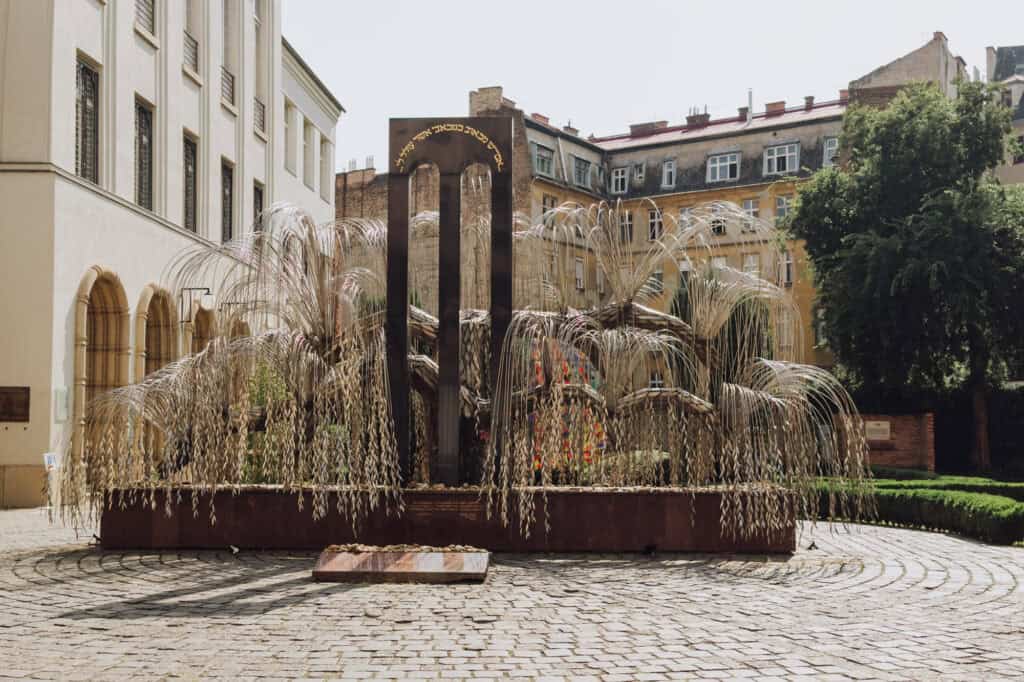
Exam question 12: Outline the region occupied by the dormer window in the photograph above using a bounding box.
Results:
[611,167,628,194]
[533,144,554,177]
[661,159,676,188]
[707,152,740,182]
[764,143,799,176]
[823,137,840,167]
[573,157,591,188]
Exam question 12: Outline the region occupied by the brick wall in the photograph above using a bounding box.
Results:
[862,413,935,471]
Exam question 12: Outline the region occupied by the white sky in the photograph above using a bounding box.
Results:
[281,0,1022,173]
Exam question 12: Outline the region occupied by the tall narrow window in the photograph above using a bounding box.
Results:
[783,250,794,287]
[183,136,197,232]
[711,205,726,235]
[648,209,663,241]
[320,138,333,201]
[135,100,154,210]
[221,0,236,105]
[611,167,628,194]
[775,195,792,225]
[303,120,316,189]
[633,162,645,184]
[542,194,557,216]
[619,211,633,243]
[284,101,296,174]
[75,59,99,183]
[136,0,156,35]
[573,157,591,187]
[823,137,839,167]
[742,253,760,276]
[741,199,759,231]
[661,159,676,188]
[575,257,585,291]
[253,0,267,133]
[184,0,200,72]
[253,181,264,231]
[221,161,234,242]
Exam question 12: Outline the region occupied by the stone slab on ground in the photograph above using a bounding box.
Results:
[312,546,489,583]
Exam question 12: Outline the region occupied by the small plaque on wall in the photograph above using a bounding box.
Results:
[865,420,891,441]
[0,387,30,422]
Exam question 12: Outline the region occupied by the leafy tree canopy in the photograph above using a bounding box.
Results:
[788,80,1024,468]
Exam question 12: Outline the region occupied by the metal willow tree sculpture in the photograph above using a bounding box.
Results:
[61,197,873,538]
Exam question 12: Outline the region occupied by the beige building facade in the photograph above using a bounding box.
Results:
[0,0,342,507]
[987,45,1024,185]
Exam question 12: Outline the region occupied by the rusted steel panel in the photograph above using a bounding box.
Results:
[101,488,795,554]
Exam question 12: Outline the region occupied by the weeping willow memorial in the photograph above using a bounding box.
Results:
[66,117,873,552]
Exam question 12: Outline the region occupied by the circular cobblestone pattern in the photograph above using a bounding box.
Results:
[0,509,1022,680]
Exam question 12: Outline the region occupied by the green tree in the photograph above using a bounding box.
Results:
[789,81,1024,471]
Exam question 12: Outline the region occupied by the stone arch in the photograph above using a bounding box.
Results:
[191,307,217,353]
[73,266,131,459]
[134,284,179,380]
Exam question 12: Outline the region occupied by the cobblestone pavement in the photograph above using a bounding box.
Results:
[0,509,1022,681]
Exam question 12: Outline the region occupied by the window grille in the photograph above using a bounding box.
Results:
[75,60,99,183]
[222,162,234,242]
[254,97,266,133]
[135,101,153,210]
[183,137,197,232]
[184,31,199,72]
[221,66,235,105]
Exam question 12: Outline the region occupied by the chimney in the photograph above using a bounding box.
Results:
[933,31,947,44]
[686,106,711,128]
[986,46,997,81]
[365,155,374,170]
[348,158,357,171]
[628,121,668,137]
[765,100,786,117]
[562,123,579,136]
[839,89,849,102]
[804,95,815,111]
[737,106,749,121]
[531,112,550,125]
[469,86,505,115]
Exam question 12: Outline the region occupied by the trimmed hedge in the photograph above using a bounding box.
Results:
[873,476,1024,502]
[817,482,1024,545]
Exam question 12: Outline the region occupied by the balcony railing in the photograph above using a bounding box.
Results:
[254,97,266,134]
[183,32,199,73]
[220,67,235,106]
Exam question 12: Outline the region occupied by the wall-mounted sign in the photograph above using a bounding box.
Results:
[865,420,891,441]
[0,387,30,422]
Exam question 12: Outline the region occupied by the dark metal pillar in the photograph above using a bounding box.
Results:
[386,173,411,483]
[436,172,462,486]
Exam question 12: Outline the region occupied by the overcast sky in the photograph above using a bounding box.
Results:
[281,0,1021,173]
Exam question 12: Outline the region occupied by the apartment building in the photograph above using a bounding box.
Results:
[987,45,1024,184]
[336,31,986,371]
[0,0,343,507]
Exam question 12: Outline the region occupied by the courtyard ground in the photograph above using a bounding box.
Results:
[0,508,1021,680]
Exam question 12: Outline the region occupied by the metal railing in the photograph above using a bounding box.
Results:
[220,67,235,105]
[254,97,266,134]
[183,32,199,73]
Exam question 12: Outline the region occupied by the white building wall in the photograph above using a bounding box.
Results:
[0,0,342,507]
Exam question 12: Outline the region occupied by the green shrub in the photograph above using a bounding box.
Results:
[817,482,1024,545]
[873,476,1024,502]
